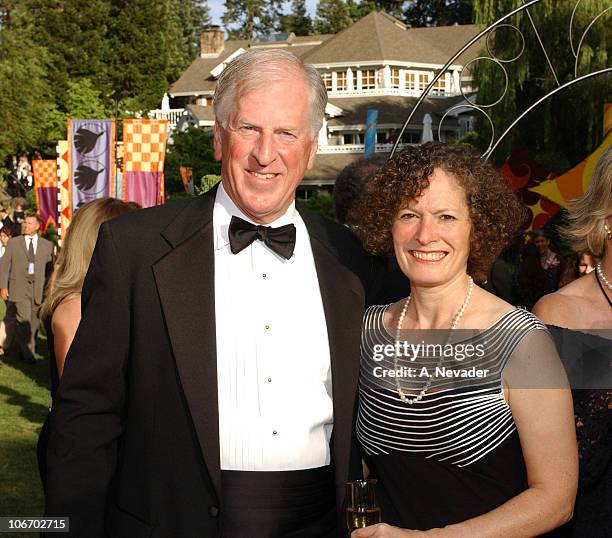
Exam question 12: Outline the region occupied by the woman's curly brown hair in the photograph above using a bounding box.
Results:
[348,142,527,283]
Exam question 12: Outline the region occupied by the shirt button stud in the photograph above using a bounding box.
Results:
[272,430,278,436]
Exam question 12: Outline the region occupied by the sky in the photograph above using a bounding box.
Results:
[208,0,318,27]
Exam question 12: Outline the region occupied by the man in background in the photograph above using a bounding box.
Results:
[0,214,53,363]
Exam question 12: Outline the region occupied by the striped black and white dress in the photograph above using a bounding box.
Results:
[356,305,553,530]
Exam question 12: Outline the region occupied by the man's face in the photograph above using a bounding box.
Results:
[214,75,318,224]
[23,217,39,236]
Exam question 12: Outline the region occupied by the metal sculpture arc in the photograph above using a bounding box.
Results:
[390,0,612,161]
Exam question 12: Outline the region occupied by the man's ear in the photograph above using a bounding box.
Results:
[306,132,319,171]
[213,121,223,161]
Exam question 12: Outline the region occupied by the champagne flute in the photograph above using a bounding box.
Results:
[346,479,381,532]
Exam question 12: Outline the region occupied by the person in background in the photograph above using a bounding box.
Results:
[335,155,410,305]
[37,198,139,490]
[351,142,576,537]
[533,228,564,289]
[534,146,612,537]
[13,202,25,229]
[0,214,53,363]
[0,206,14,230]
[0,225,15,356]
[578,250,596,276]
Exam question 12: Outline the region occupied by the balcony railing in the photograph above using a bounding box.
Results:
[316,143,410,154]
[148,108,185,126]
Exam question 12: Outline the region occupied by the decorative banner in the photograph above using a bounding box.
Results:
[67,119,115,211]
[179,165,194,195]
[32,160,59,233]
[56,140,71,242]
[364,108,378,157]
[122,119,168,207]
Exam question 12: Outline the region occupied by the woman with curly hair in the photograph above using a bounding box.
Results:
[534,146,612,537]
[349,142,577,537]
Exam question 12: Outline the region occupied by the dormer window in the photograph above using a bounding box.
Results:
[361,69,376,90]
[391,68,401,89]
[431,73,448,95]
[406,72,416,91]
[418,73,429,91]
[322,72,333,90]
[336,71,347,91]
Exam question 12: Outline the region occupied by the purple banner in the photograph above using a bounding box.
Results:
[37,186,59,232]
[124,171,163,208]
[69,119,115,212]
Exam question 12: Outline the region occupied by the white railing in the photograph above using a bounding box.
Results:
[148,108,185,127]
[327,88,456,98]
[317,143,410,154]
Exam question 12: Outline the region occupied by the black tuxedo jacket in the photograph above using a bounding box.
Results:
[45,189,374,537]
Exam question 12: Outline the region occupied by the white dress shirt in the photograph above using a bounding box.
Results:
[25,233,38,254]
[214,183,333,471]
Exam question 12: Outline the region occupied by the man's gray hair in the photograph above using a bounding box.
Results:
[212,49,328,138]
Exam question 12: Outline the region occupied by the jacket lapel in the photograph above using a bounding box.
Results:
[152,191,221,499]
[299,207,364,509]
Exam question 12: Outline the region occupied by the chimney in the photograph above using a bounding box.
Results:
[200,27,225,58]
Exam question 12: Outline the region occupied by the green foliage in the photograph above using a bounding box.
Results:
[223,0,283,40]
[280,0,312,35]
[315,0,352,34]
[197,174,221,194]
[164,127,220,194]
[403,1,473,27]
[303,189,335,220]
[472,0,611,168]
[0,3,53,157]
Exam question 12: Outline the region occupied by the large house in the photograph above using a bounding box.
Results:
[152,11,483,187]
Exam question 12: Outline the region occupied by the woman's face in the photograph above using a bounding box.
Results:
[578,253,595,275]
[392,168,471,288]
[534,235,550,255]
[0,232,9,247]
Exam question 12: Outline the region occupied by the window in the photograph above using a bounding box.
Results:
[336,71,347,91]
[418,73,429,91]
[391,68,401,89]
[406,72,416,90]
[361,69,376,90]
[321,72,332,90]
[432,73,448,95]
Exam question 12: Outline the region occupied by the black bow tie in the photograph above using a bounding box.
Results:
[228,216,296,260]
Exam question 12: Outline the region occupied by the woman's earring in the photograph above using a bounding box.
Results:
[605,223,612,240]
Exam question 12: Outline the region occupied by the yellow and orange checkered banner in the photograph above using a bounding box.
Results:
[32,160,59,232]
[122,119,168,207]
[56,140,72,241]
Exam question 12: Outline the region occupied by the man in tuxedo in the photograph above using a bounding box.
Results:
[45,49,371,537]
[0,213,53,363]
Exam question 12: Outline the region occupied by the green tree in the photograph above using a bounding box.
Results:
[471,0,610,168]
[178,0,212,60]
[403,0,473,27]
[164,127,220,194]
[0,2,53,157]
[280,0,312,35]
[27,0,113,112]
[222,0,283,40]
[315,0,352,34]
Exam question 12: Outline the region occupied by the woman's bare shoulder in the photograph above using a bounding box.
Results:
[533,277,596,327]
[51,296,81,334]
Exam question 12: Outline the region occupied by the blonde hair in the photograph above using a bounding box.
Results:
[566,146,612,258]
[40,198,138,320]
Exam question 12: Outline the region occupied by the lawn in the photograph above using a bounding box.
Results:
[0,300,50,538]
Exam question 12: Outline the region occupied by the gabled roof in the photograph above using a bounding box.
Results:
[169,35,333,96]
[170,12,483,97]
[301,11,481,66]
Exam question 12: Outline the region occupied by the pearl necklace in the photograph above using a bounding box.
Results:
[596,262,612,291]
[394,276,474,404]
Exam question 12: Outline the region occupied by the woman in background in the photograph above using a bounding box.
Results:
[37,198,138,489]
[534,146,612,537]
[0,225,15,356]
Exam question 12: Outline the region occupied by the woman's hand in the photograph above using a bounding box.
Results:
[351,523,427,537]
